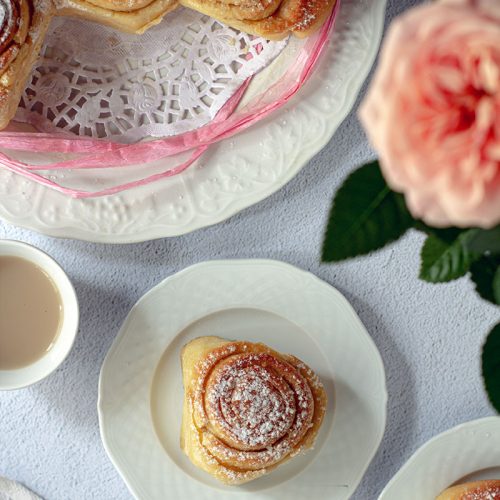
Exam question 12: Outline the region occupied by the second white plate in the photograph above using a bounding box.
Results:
[98,260,387,499]
[379,417,500,500]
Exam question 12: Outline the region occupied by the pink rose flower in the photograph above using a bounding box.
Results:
[359,0,500,228]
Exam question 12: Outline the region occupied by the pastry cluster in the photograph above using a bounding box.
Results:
[0,0,337,130]
[180,336,327,484]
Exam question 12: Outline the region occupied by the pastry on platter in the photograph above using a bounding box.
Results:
[0,0,336,131]
[56,0,337,37]
[436,479,500,499]
[180,0,337,40]
[53,0,178,34]
[180,336,328,485]
[0,0,53,129]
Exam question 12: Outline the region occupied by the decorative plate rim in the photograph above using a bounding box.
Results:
[378,416,500,500]
[98,259,388,499]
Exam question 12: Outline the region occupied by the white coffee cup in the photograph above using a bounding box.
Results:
[0,240,79,390]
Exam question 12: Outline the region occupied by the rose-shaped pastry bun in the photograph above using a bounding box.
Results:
[180,336,328,485]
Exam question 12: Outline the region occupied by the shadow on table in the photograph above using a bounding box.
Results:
[336,290,418,499]
[30,278,135,432]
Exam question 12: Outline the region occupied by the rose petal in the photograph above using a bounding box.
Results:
[358,0,500,228]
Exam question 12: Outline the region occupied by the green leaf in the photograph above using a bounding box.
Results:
[482,322,500,413]
[470,255,500,305]
[495,272,500,305]
[419,230,481,282]
[322,161,414,262]
[467,225,500,254]
[414,222,465,244]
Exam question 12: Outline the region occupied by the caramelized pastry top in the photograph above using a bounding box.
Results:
[181,337,328,485]
[0,0,31,78]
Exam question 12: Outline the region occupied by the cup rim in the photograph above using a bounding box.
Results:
[0,239,79,390]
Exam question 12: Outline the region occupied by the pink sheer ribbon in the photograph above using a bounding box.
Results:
[0,0,340,198]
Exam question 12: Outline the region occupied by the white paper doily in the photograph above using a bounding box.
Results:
[15,9,287,143]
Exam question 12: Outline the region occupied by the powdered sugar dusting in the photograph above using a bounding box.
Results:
[291,0,323,31]
[294,10,316,30]
[0,0,15,49]
[295,360,324,390]
[246,0,272,13]
[187,341,325,484]
[207,358,297,448]
[460,482,500,499]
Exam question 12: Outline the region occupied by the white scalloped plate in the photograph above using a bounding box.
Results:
[98,260,387,499]
[379,417,500,500]
[0,0,386,243]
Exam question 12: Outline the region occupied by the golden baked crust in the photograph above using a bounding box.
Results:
[54,0,177,33]
[79,0,156,13]
[180,0,336,39]
[180,0,281,23]
[0,0,53,129]
[437,480,500,499]
[180,336,328,485]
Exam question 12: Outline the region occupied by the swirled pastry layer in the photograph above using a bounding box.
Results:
[0,0,30,78]
[0,0,52,128]
[180,336,328,485]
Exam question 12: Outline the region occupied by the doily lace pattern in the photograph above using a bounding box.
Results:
[15,9,287,143]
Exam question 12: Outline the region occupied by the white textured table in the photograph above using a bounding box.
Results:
[0,1,498,498]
